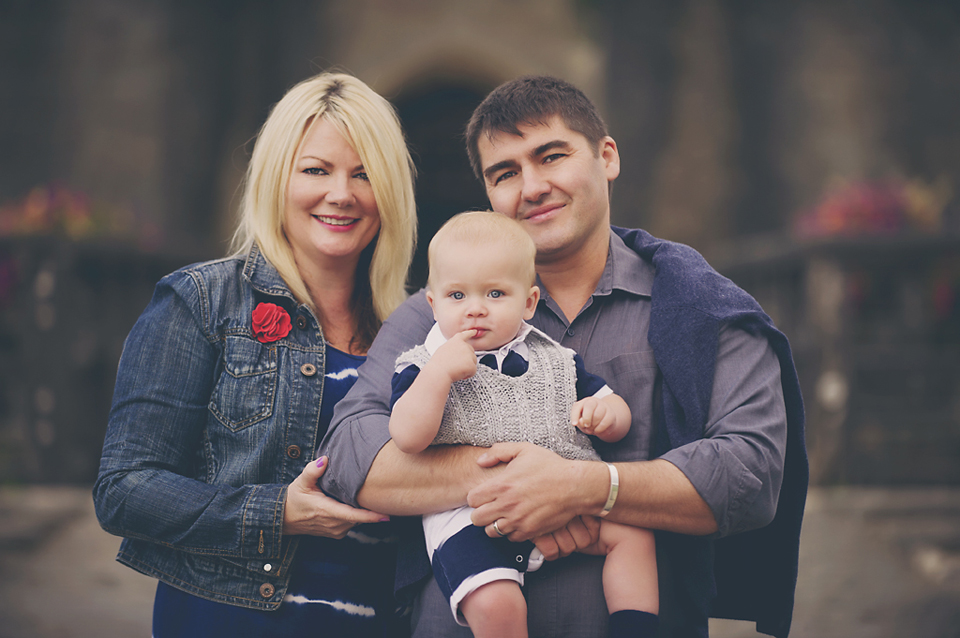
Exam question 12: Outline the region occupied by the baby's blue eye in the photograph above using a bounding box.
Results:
[489,290,504,298]
[450,291,464,300]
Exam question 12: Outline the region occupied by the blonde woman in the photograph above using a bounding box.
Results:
[94,72,417,636]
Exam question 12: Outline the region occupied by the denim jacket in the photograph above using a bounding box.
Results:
[93,244,329,610]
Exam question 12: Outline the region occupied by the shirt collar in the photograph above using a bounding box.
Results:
[424,321,534,367]
[598,229,654,297]
[535,229,654,308]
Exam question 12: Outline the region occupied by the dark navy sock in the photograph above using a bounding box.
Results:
[608,609,659,638]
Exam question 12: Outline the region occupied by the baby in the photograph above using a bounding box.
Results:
[389,211,659,638]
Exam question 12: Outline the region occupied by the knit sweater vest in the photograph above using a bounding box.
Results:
[396,329,600,461]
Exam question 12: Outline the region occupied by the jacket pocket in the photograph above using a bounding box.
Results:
[208,335,278,431]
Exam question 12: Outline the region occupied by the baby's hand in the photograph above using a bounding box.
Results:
[571,397,615,437]
[430,329,479,382]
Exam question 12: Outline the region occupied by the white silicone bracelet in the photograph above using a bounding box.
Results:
[599,463,619,517]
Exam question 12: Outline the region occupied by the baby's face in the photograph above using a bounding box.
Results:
[426,241,539,352]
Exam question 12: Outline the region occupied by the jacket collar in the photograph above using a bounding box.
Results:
[242,244,297,301]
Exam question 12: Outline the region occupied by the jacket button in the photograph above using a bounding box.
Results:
[259,583,275,598]
[286,445,302,459]
[296,315,308,330]
[300,363,317,377]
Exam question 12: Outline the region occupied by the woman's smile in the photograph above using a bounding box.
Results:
[313,214,360,228]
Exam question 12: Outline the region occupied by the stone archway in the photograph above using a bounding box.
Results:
[394,80,492,290]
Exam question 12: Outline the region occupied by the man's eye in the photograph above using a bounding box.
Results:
[493,170,516,185]
[489,290,504,298]
[544,153,566,163]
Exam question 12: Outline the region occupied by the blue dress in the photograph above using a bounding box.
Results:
[153,346,408,637]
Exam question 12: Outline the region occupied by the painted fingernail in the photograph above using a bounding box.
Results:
[316,457,326,468]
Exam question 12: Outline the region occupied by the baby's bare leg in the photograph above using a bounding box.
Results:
[582,520,659,615]
[459,579,528,638]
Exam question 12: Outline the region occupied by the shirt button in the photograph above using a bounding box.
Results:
[300,363,317,377]
[566,328,575,336]
[259,583,275,598]
[296,315,308,330]
[286,445,302,459]
[263,563,273,572]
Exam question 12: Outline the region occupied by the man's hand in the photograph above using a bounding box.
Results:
[467,442,608,541]
[532,515,602,561]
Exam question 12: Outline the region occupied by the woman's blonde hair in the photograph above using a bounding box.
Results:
[231,72,417,348]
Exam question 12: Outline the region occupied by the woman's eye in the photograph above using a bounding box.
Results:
[355,172,369,181]
[302,167,326,176]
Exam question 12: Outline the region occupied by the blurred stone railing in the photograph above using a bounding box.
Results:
[717,233,960,485]
[0,237,203,484]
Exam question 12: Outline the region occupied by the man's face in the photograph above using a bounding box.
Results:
[477,116,620,265]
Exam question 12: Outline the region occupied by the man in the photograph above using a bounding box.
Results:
[320,76,807,638]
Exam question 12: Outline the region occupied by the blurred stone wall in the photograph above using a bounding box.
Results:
[604,0,960,255]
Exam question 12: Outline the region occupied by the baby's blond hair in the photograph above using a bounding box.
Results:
[427,211,536,289]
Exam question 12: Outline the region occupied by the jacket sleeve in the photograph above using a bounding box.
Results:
[318,291,434,507]
[92,271,287,559]
[659,324,788,537]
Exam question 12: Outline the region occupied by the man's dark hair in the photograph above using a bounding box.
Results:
[464,75,609,180]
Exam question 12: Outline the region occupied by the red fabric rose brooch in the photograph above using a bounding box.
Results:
[252,302,292,343]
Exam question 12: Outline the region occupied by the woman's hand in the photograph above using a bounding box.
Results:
[283,456,389,538]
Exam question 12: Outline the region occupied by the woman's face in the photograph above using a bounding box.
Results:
[284,117,381,274]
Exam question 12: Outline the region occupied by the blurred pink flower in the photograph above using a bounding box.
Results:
[793,177,951,238]
[0,184,160,245]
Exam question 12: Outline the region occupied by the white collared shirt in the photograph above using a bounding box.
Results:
[417,321,535,373]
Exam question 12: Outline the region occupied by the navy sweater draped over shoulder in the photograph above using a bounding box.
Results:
[615,227,807,638]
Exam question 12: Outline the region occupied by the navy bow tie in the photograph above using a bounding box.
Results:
[478,351,528,377]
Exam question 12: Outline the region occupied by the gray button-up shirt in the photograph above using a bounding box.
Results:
[320,230,787,538]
